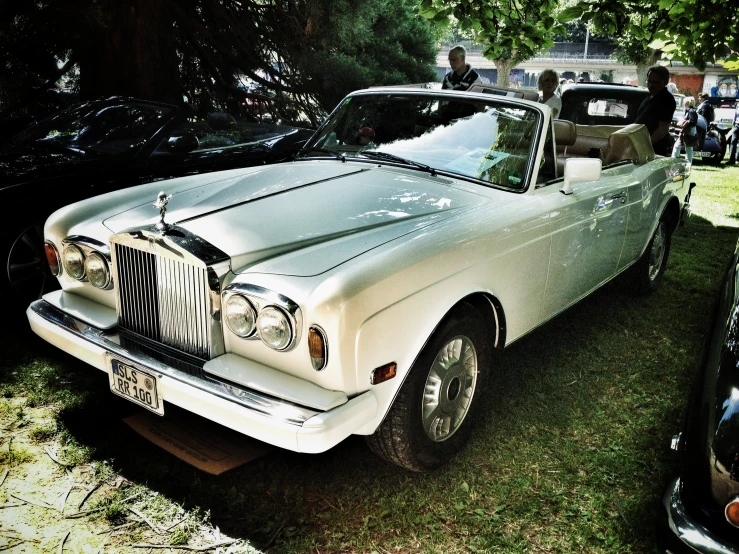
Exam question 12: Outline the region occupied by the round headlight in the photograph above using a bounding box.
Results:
[257,306,292,350]
[84,252,111,289]
[225,294,257,337]
[62,244,86,280]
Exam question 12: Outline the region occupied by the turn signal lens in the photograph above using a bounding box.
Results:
[370,362,397,385]
[84,252,111,289]
[62,244,85,280]
[308,326,328,370]
[225,294,257,337]
[44,242,61,276]
[726,498,739,527]
[257,306,292,350]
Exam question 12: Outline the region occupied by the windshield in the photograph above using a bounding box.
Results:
[15,101,174,156]
[301,92,541,190]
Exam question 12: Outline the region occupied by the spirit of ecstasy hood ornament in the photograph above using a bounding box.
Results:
[153,191,173,234]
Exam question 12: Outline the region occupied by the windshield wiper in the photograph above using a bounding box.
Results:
[301,147,345,162]
[361,150,437,176]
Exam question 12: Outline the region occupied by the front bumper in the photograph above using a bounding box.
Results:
[27,298,377,454]
[663,477,739,554]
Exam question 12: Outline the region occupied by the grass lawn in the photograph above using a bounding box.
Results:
[1,163,739,553]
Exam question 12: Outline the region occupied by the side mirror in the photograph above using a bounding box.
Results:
[561,158,602,195]
[165,133,199,153]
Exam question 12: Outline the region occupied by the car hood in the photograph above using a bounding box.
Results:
[103,161,490,276]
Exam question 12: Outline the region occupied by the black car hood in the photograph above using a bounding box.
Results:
[0,142,89,188]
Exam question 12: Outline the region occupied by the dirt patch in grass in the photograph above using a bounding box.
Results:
[0,398,240,553]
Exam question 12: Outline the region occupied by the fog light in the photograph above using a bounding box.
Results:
[308,326,328,370]
[44,242,61,276]
[62,244,85,280]
[726,497,739,527]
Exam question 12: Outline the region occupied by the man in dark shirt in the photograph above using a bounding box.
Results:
[442,45,482,91]
[635,65,677,156]
[696,92,715,123]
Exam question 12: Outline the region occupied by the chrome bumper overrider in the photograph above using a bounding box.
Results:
[663,477,739,554]
[27,299,377,453]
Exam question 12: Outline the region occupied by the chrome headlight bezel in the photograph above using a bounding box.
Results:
[222,284,302,351]
[61,236,114,289]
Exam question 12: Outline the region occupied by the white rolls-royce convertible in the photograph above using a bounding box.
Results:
[27,85,695,471]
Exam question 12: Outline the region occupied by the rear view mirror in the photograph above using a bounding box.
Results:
[165,133,199,153]
[561,158,602,195]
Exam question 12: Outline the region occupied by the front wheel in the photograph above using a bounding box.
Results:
[2,223,59,308]
[366,304,490,471]
[626,215,672,294]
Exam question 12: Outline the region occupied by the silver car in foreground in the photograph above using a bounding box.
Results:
[28,85,694,471]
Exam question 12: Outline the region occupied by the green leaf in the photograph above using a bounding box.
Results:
[558,5,584,21]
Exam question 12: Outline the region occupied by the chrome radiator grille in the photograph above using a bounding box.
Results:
[114,243,211,359]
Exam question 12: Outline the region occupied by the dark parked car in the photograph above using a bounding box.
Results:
[0,96,314,306]
[559,82,727,165]
[662,238,739,553]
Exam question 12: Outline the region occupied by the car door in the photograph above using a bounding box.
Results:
[534,171,631,318]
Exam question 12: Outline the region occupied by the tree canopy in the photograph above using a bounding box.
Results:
[560,0,739,71]
[419,0,564,87]
[0,0,439,124]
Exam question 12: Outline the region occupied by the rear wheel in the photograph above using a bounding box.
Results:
[626,215,672,294]
[366,304,490,471]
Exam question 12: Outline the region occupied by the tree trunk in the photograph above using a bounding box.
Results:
[494,59,515,88]
[636,50,662,87]
[79,0,180,103]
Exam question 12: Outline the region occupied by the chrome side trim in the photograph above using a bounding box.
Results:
[663,477,739,554]
[29,299,320,426]
[223,283,303,350]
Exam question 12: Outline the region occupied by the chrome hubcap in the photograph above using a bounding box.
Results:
[648,222,666,281]
[422,335,478,442]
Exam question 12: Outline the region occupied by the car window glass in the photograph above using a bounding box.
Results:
[587,98,630,119]
[18,103,173,156]
[305,93,540,191]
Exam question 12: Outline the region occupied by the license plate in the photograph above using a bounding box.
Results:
[106,355,164,415]
[692,151,709,158]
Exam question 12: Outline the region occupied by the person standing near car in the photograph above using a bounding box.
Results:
[696,92,715,123]
[635,65,677,156]
[442,46,482,91]
[672,96,699,163]
[537,69,562,119]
